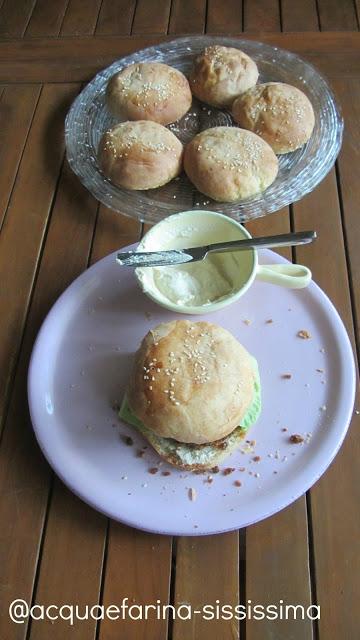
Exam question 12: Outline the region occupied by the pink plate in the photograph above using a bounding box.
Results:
[28,247,356,535]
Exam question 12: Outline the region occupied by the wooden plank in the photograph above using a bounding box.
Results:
[98,526,172,640]
[246,502,313,639]
[356,1,360,30]
[169,0,206,34]
[1,33,360,84]
[333,79,360,333]
[317,0,358,30]
[244,4,313,631]
[90,204,141,262]
[206,0,243,33]
[171,20,240,640]
[0,160,98,640]
[95,0,136,35]
[293,170,360,640]
[173,534,239,640]
[0,84,40,229]
[60,0,102,36]
[28,482,106,640]
[281,0,319,31]
[91,208,170,640]
[246,208,291,259]
[0,84,77,437]
[167,7,244,638]
[25,0,69,37]
[0,0,36,38]
[91,204,171,640]
[246,210,313,640]
[131,0,171,34]
[244,0,280,32]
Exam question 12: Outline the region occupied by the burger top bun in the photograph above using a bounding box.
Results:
[128,320,256,445]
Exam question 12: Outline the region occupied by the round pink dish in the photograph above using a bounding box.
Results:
[28,247,356,536]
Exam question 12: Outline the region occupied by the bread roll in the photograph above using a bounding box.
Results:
[190,45,258,108]
[184,126,278,202]
[98,121,183,190]
[232,82,315,154]
[128,320,256,445]
[106,62,192,125]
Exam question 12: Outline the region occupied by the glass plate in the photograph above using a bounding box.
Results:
[65,36,343,224]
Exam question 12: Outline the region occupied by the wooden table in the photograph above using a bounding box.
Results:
[0,1,359,638]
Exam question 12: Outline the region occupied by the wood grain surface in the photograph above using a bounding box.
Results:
[0,32,360,83]
[0,2,359,640]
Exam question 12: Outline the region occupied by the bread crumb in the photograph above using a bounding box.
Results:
[265,319,273,324]
[188,487,197,501]
[253,455,261,462]
[297,330,311,339]
[162,471,171,476]
[222,467,236,476]
[243,319,252,325]
[281,427,288,432]
[289,434,304,444]
[148,467,158,474]
[234,480,242,487]
[281,373,292,379]
[211,466,220,474]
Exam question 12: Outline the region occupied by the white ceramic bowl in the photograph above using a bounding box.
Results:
[135,210,311,314]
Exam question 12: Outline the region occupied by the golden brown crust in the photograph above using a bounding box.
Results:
[98,120,183,190]
[106,62,192,125]
[190,45,258,108]
[183,126,278,202]
[232,82,315,154]
[128,320,256,444]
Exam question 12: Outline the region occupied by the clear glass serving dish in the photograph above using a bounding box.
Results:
[65,36,343,225]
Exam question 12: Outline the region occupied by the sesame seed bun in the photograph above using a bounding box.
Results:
[127,320,257,445]
[106,62,192,125]
[98,121,183,190]
[190,45,258,109]
[232,82,315,154]
[184,126,278,202]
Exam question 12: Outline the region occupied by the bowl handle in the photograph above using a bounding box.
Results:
[256,264,312,289]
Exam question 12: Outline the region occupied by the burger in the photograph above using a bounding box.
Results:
[119,320,261,470]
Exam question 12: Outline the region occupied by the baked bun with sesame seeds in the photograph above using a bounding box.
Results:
[189,45,258,109]
[232,82,315,154]
[119,320,261,470]
[184,126,278,202]
[106,62,192,125]
[98,121,183,190]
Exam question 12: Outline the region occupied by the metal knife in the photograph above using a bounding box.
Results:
[116,230,316,268]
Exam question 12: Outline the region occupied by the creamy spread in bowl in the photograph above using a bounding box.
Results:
[135,210,256,314]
